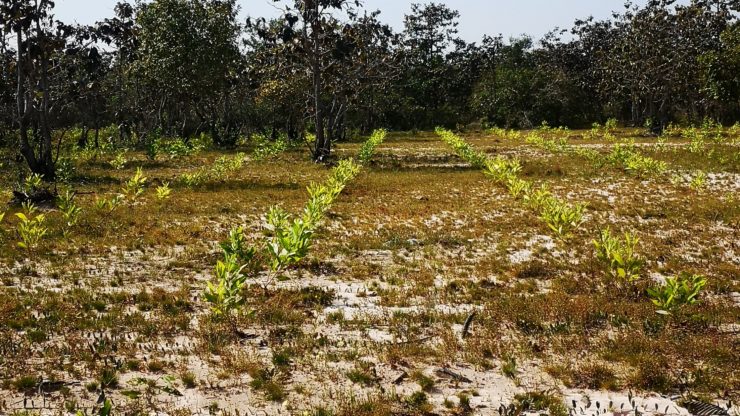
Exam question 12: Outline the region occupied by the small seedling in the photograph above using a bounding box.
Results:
[156,182,172,200]
[647,273,707,315]
[16,202,48,251]
[539,198,587,239]
[110,152,127,170]
[57,190,82,228]
[123,167,147,199]
[593,227,644,283]
[203,254,248,317]
[690,171,707,191]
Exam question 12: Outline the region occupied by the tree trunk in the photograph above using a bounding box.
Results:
[309,0,327,162]
[34,17,55,180]
[16,30,42,176]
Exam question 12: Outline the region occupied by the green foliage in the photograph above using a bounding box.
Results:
[525,132,567,153]
[180,171,208,188]
[522,185,553,210]
[203,226,259,317]
[57,190,82,228]
[55,157,76,183]
[99,399,112,416]
[123,167,148,199]
[135,0,242,146]
[179,153,246,187]
[690,171,707,191]
[593,227,644,283]
[16,202,48,250]
[506,177,532,198]
[539,198,586,238]
[608,142,667,177]
[436,127,488,169]
[96,194,124,212]
[487,127,522,140]
[514,392,568,416]
[203,135,383,318]
[203,254,248,316]
[484,156,522,183]
[604,118,618,131]
[156,182,172,200]
[683,128,708,153]
[502,355,518,379]
[252,134,289,161]
[357,129,387,163]
[22,173,44,194]
[647,273,707,315]
[220,227,257,265]
[438,128,588,239]
[151,136,205,159]
[571,146,604,167]
[265,206,314,272]
[110,152,127,170]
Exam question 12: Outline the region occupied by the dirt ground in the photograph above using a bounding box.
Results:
[0,128,737,415]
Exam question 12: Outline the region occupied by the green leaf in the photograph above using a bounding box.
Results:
[121,390,141,399]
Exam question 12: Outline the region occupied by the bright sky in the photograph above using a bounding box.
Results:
[54,0,653,43]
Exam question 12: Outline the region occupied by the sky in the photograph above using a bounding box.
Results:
[53,0,642,43]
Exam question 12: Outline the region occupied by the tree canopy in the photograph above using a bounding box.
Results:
[1,0,739,173]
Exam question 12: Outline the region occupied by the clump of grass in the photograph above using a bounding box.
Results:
[347,362,376,386]
[514,391,568,416]
[98,367,119,389]
[405,391,431,411]
[147,359,166,373]
[501,355,518,379]
[248,368,286,402]
[13,375,38,393]
[572,364,620,390]
[180,371,197,389]
[629,356,673,393]
[271,348,294,368]
[411,370,435,392]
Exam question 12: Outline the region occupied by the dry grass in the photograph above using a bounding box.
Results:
[0,129,737,415]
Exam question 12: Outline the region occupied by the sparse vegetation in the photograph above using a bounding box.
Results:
[0,0,738,413]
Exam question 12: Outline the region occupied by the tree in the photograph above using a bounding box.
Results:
[0,30,16,145]
[472,37,543,128]
[700,20,740,121]
[400,2,460,128]
[133,0,243,145]
[248,0,396,161]
[1,0,74,180]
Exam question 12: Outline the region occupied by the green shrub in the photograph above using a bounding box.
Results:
[156,182,172,200]
[357,129,387,163]
[593,227,644,283]
[122,167,147,199]
[436,127,488,169]
[57,190,82,228]
[203,254,248,317]
[608,141,667,177]
[647,273,707,315]
[16,202,48,250]
[539,198,586,238]
[252,133,289,161]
